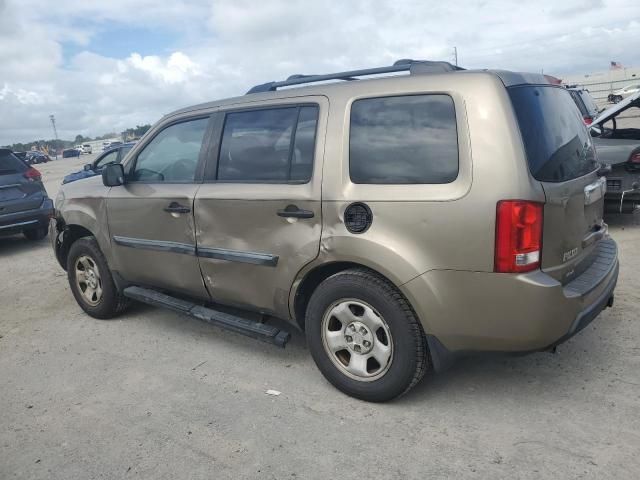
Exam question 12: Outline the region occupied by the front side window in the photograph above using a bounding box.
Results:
[349,95,459,184]
[131,118,208,182]
[217,106,319,182]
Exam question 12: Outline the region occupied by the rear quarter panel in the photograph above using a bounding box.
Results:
[291,72,545,318]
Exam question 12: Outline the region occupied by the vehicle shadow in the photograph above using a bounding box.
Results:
[0,234,49,257]
[122,301,309,362]
[395,325,612,406]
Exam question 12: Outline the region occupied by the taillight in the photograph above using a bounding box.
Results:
[583,116,593,125]
[24,167,42,182]
[629,151,640,164]
[494,200,543,273]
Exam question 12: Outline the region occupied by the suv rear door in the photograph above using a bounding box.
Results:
[194,98,327,318]
[509,85,604,283]
[0,150,45,216]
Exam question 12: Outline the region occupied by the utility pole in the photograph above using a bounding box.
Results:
[49,115,59,159]
[49,114,58,140]
[453,46,458,66]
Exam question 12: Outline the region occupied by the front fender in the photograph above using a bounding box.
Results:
[55,178,112,265]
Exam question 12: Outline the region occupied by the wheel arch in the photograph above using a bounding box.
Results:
[291,260,414,332]
[54,222,96,271]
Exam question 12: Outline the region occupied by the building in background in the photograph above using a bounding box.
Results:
[561,63,640,106]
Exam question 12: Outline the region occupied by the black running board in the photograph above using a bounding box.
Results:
[123,286,291,347]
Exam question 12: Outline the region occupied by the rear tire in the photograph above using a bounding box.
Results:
[305,268,428,402]
[23,227,47,241]
[67,237,130,319]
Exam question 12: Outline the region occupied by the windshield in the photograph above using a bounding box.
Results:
[509,85,598,183]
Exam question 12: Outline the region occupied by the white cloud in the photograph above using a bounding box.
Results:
[1,0,640,144]
[125,52,202,85]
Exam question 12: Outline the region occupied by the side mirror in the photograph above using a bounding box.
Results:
[102,163,125,187]
[83,163,92,171]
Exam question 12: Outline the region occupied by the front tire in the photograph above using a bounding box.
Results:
[305,268,428,402]
[67,237,129,319]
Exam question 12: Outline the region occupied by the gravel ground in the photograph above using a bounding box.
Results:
[1,156,639,479]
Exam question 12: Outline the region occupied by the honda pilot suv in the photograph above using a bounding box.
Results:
[51,60,618,401]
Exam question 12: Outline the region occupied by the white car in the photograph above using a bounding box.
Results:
[609,83,640,103]
[102,142,111,151]
[82,144,92,154]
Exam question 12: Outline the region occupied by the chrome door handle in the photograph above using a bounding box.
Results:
[164,202,191,214]
[277,205,314,219]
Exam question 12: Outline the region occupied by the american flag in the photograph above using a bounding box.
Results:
[610,61,623,70]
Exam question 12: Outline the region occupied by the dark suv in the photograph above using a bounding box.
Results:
[0,149,53,240]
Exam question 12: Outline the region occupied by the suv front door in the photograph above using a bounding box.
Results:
[195,99,327,318]
[107,116,212,298]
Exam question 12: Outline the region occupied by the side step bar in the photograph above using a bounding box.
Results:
[123,286,291,348]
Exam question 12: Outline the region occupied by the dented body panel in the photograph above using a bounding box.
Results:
[52,67,618,358]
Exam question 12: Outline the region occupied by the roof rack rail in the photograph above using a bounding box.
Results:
[246,59,464,94]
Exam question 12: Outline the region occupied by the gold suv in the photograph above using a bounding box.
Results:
[51,60,618,401]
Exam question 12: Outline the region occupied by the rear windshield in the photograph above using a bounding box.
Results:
[0,150,28,175]
[509,86,598,182]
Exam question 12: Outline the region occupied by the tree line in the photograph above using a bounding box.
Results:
[2,124,152,153]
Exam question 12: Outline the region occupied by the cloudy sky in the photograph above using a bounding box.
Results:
[1,0,639,144]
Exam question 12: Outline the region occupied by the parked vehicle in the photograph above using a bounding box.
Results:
[62,148,81,158]
[567,87,600,125]
[82,144,92,154]
[26,151,51,164]
[0,149,53,240]
[591,90,640,213]
[51,60,618,401]
[63,143,135,184]
[608,83,640,104]
[13,151,28,161]
[102,142,112,151]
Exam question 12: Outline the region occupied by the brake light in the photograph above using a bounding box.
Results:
[494,200,543,273]
[23,167,41,182]
[583,116,593,125]
[629,151,640,164]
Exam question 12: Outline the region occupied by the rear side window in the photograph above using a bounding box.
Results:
[509,86,598,182]
[349,95,459,184]
[0,151,27,175]
[578,91,599,115]
[569,91,588,116]
[217,106,319,183]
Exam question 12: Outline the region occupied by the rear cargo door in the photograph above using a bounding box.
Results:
[0,150,44,215]
[509,86,603,283]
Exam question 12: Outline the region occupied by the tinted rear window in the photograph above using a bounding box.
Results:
[578,91,599,115]
[509,86,598,182]
[217,106,318,183]
[0,151,28,175]
[349,95,459,184]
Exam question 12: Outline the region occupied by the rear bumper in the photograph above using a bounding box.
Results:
[0,198,54,235]
[401,239,619,369]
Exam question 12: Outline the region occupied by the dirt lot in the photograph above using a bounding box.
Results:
[1,157,639,479]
